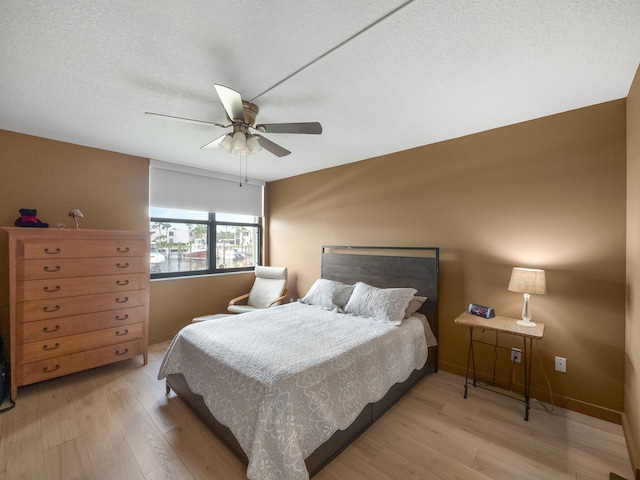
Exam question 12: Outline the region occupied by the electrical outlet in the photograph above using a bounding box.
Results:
[511,348,521,363]
[555,356,567,373]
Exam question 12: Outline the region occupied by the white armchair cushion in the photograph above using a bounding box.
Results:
[252,266,287,280]
[247,266,288,308]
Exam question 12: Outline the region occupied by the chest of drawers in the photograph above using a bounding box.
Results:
[2,228,150,400]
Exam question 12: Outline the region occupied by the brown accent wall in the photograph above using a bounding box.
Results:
[625,66,640,475]
[0,130,149,231]
[268,100,627,422]
[149,272,254,344]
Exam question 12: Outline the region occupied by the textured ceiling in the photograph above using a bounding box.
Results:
[1,0,639,182]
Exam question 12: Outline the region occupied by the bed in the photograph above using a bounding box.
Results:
[159,246,439,479]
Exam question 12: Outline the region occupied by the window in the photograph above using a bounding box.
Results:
[150,207,262,278]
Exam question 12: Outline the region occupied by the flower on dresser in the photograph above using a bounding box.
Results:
[68,209,83,228]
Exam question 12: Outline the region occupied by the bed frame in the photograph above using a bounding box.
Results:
[166,246,439,477]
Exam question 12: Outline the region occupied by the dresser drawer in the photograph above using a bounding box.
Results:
[18,289,147,322]
[19,256,147,280]
[20,238,146,259]
[17,339,144,386]
[17,272,146,301]
[17,322,144,363]
[17,306,146,343]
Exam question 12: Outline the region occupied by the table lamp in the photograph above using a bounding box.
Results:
[508,267,546,327]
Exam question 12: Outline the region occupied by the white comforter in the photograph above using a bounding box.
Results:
[158,302,429,480]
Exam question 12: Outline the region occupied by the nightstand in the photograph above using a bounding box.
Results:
[455,311,545,420]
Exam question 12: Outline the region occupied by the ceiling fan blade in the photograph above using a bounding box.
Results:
[200,134,228,149]
[255,122,322,135]
[144,111,227,128]
[254,135,291,157]
[214,84,246,123]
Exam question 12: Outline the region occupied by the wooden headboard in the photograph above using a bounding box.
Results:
[321,245,439,345]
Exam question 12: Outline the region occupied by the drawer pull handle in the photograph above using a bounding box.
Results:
[43,305,60,313]
[116,262,129,269]
[115,348,129,356]
[43,364,60,373]
[43,325,60,333]
[115,297,129,304]
[44,266,61,272]
[116,329,129,336]
[117,247,130,253]
[43,343,60,351]
[44,285,61,292]
[115,314,129,321]
[44,248,61,254]
[116,280,130,286]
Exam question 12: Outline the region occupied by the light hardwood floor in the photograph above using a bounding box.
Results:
[0,341,633,480]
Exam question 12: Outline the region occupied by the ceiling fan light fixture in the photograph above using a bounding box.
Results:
[152,84,321,158]
[220,134,233,152]
[231,131,246,152]
[246,135,261,155]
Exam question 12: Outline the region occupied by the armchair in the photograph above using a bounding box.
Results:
[227,266,288,314]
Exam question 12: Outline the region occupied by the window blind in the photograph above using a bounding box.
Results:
[149,160,264,217]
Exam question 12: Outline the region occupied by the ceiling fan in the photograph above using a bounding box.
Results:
[145,84,322,157]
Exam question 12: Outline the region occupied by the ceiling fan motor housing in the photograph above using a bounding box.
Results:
[240,101,259,126]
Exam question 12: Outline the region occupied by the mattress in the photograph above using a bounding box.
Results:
[158,301,433,480]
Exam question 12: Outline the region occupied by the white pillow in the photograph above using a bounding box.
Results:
[404,295,427,319]
[300,279,354,311]
[343,282,417,325]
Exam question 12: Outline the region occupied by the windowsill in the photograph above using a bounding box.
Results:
[150,270,253,282]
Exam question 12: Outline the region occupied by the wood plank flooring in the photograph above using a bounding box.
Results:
[0,341,633,480]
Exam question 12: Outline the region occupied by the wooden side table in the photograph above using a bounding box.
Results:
[454,311,545,420]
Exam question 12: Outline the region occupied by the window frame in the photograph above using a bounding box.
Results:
[150,212,262,279]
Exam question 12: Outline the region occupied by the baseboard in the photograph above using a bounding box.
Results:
[439,362,623,424]
[541,392,622,424]
[438,361,469,379]
[621,412,640,478]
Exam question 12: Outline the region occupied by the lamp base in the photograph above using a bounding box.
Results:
[517,319,537,327]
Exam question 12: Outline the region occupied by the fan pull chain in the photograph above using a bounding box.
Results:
[238,155,249,187]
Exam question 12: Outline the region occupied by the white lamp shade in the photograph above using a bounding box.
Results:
[231,131,246,152]
[508,267,546,295]
[219,134,233,152]
[246,135,261,155]
[235,146,249,156]
[218,131,261,156]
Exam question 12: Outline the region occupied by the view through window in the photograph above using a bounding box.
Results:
[150,208,262,278]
